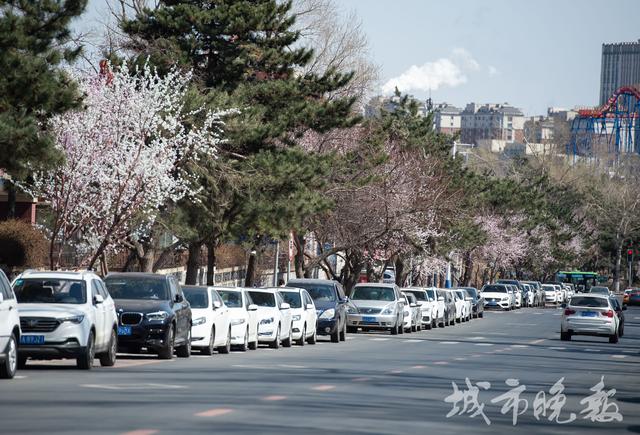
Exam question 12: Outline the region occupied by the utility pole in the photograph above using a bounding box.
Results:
[273,241,280,286]
[628,248,634,289]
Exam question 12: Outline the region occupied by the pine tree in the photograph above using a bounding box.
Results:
[0,0,86,218]
[122,0,357,284]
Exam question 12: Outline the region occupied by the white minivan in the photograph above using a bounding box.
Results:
[0,270,20,379]
[247,288,293,349]
[12,271,118,370]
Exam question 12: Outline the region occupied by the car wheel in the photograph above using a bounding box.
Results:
[249,328,258,350]
[339,321,347,341]
[202,327,215,355]
[270,325,281,349]
[176,328,192,358]
[17,356,27,369]
[398,320,404,334]
[77,331,95,370]
[307,327,317,345]
[296,325,306,346]
[390,319,399,335]
[346,326,357,334]
[238,327,249,352]
[618,324,624,337]
[99,329,118,367]
[0,333,18,379]
[330,325,340,343]
[609,333,619,344]
[425,322,432,330]
[560,331,571,341]
[282,324,293,348]
[158,324,175,359]
[217,328,231,354]
[479,312,484,318]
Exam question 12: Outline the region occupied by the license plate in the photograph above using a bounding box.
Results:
[117,326,132,336]
[362,316,377,323]
[581,311,597,317]
[20,335,45,345]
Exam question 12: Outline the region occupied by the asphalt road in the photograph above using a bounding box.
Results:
[2,305,639,435]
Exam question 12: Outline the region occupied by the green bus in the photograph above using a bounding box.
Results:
[555,271,599,292]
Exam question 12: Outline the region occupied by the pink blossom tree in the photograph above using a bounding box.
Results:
[31,63,229,270]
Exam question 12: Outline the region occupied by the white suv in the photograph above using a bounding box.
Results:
[0,270,20,379]
[12,271,118,370]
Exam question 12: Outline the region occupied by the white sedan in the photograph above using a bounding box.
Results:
[454,289,471,322]
[542,284,557,304]
[248,288,293,349]
[280,287,317,346]
[217,288,259,351]
[183,286,233,355]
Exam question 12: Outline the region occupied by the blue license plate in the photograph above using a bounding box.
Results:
[20,335,45,345]
[581,311,597,317]
[362,316,377,323]
[117,326,132,336]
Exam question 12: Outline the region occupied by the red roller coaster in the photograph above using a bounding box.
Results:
[570,86,640,158]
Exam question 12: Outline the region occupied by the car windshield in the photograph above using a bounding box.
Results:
[248,291,276,307]
[426,289,436,300]
[570,297,609,308]
[351,286,396,301]
[464,289,477,299]
[405,290,427,301]
[288,283,336,302]
[542,285,554,290]
[105,277,169,300]
[590,287,609,294]
[13,278,87,304]
[183,287,209,308]
[281,291,302,308]
[483,285,507,293]
[219,290,243,308]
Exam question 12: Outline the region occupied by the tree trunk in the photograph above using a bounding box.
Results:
[138,245,155,273]
[6,180,16,220]
[185,241,202,285]
[206,239,217,286]
[613,240,623,292]
[462,251,473,286]
[245,247,258,287]
[394,257,405,287]
[293,232,306,278]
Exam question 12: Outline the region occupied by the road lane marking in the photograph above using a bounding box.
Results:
[370,338,390,341]
[454,357,467,361]
[388,369,404,374]
[474,343,493,346]
[622,350,636,353]
[548,347,566,350]
[611,355,627,359]
[278,364,307,369]
[528,339,546,344]
[403,339,422,343]
[433,361,449,365]
[439,341,460,345]
[195,408,234,417]
[510,345,529,348]
[121,430,158,435]
[411,365,427,369]
[312,385,336,391]
[469,336,486,340]
[14,375,27,379]
[470,354,483,358]
[81,383,186,390]
[352,377,370,382]
[584,348,601,352]
[262,395,287,401]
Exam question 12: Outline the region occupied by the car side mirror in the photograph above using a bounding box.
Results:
[175,294,184,303]
[416,301,423,306]
[410,303,417,308]
[306,303,314,310]
[465,297,473,301]
[438,297,444,301]
[213,300,222,309]
[247,304,258,311]
[280,302,290,310]
[560,303,567,308]
[94,294,104,305]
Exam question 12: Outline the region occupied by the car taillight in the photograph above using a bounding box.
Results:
[564,309,576,315]
[602,310,614,318]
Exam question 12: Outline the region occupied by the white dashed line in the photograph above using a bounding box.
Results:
[433,361,449,365]
[403,339,422,343]
[583,348,601,353]
[474,343,494,346]
[611,355,627,359]
[528,339,546,344]
[510,344,529,348]
[469,336,486,340]
[622,350,636,354]
[548,347,566,351]
[370,338,390,342]
[439,341,460,345]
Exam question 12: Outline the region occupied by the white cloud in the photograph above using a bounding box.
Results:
[488,65,499,77]
[381,48,479,95]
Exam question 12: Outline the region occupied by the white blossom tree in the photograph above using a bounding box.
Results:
[31,63,229,270]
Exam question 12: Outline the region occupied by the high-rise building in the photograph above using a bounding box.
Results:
[599,39,640,105]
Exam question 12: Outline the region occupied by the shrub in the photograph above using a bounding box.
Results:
[0,219,47,271]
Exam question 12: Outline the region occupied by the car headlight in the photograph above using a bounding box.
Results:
[292,314,301,321]
[260,317,274,325]
[60,315,84,324]
[192,317,206,326]
[501,297,509,301]
[346,306,358,314]
[230,318,246,326]
[146,311,168,322]
[381,305,395,315]
[319,309,335,320]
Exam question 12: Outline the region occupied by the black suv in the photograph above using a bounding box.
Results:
[287,278,350,343]
[104,273,192,359]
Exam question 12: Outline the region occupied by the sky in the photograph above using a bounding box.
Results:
[339,0,640,115]
[78,0,640,116]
